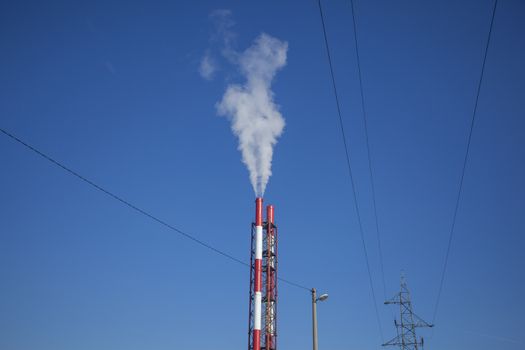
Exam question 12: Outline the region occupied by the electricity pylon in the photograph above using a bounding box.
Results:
[383,275,433,350]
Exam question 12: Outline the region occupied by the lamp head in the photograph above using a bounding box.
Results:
[317,293,329,302]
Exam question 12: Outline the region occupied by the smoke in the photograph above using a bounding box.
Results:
[217,33,287,196]
[198,9,236,81]
[199,53,216,80]
[209,9,236,59]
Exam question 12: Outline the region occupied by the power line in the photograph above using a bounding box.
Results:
[432,0,499,324]
[0,127,311,292]
[348,0,389,301]
[317,0,384,342]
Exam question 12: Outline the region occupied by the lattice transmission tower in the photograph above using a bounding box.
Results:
[383,275,433,350]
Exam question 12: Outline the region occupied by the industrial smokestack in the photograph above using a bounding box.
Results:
[249,198,279,350]
[253,197,264,350]
[265,204,276,350]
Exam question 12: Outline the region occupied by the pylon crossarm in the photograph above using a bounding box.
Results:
[412,312,433,328]
[382,335,402,347]
[384,294,401,305]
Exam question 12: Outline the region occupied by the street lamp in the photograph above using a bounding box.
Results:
[312,288,329,350]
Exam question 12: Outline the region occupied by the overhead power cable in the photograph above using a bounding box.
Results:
[348,0,389,301]
[0,127,310,292]
[432,0,499,324]
[317,0,384,342]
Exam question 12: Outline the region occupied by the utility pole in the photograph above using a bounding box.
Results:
[311,288,328,350]
[312,288,318,350]
[383,275,433,350]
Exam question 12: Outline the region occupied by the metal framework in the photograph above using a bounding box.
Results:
[248,200,278,350]
[383,276,433,350]
[263,205,278,350]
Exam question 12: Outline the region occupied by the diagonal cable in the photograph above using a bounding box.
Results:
[317,0,384,342]
[348,0,389,301]
[0,126,311,292]
[432,0,499,324]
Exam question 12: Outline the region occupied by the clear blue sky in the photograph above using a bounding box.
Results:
[1,0,524,349]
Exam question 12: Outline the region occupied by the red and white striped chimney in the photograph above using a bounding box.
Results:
[253,197,264,350]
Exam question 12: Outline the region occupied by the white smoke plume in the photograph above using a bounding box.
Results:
[199,53,216,80]
[217,33,287,196]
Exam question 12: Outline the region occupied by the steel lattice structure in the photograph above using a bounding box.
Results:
[263,205,278,350]
[383,276,433,350]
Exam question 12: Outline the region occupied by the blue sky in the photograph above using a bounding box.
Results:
[1,0,524,349]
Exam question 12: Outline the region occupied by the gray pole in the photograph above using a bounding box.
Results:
[312,288,318,350]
